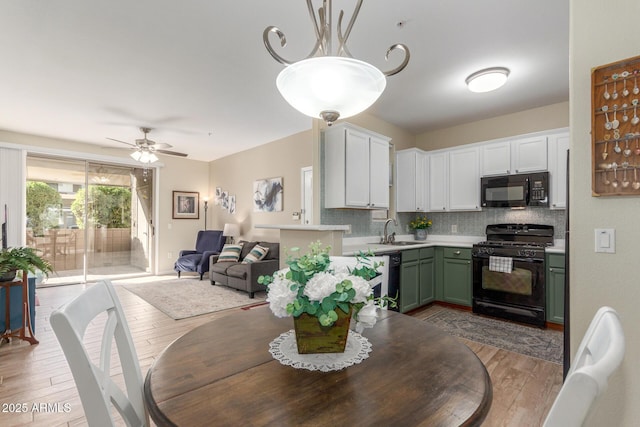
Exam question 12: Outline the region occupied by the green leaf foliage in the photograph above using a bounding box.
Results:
[70,185,132,229]
[26,181,63,236]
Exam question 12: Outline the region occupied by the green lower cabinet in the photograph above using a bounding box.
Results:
[418,249,435,305]
[399,248,435,313]
[399,256,420,313]
[441,247,472,307]
[546,254,565,324]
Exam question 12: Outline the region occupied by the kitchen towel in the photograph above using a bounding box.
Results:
[489,256,513,273]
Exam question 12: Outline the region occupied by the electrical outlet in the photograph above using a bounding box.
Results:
[168,252,173,259]
[451,224,458,233]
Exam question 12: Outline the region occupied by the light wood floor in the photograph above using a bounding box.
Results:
[0,282,563,426]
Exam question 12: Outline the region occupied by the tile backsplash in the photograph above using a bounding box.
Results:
[321,207,566,240]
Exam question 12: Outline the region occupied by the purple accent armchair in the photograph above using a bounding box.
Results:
[174,230,225,280]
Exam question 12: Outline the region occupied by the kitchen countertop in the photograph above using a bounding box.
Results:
[342,234,566,255]
[255,224,351,231]
[342,234,482,255]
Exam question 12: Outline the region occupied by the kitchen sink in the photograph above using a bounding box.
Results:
[383,241,421,246]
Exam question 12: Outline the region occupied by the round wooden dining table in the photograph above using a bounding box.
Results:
[144,306,492,427]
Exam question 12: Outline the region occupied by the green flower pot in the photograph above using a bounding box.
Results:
[293,306,352,354]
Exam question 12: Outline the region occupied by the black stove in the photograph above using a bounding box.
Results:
[473,224,554,260]
[472,224,554,327]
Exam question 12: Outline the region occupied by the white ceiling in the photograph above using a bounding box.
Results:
[0,0,569,162]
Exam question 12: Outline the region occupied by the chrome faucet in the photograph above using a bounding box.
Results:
[382,218,398,244]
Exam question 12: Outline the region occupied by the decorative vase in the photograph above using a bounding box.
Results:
[293,306,352,354]
[414,229,428,241]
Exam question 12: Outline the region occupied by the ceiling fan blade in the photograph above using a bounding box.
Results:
[106,137,137,147]
[156,149,188,157]
[153,142,172,149]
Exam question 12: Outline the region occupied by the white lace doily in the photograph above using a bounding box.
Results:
[268,329,372,372]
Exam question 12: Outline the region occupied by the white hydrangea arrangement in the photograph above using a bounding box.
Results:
[258,242,395,332]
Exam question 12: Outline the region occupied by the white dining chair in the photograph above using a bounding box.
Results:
[543,306,625,427]
[50,280,148,427]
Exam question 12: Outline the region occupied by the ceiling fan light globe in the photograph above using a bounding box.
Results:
[130,151,142,161]
[276,56,386,123]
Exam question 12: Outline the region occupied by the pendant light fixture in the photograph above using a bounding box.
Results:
[264,0,410,125]
[465,67,510,93]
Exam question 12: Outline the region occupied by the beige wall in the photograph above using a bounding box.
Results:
[209,130,313,243]
[0,129,210,275]
[571,1,640,425]
[156,155,210,273]
[415,101,569,150]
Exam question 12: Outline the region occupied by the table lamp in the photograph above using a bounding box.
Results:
[223,223,240,244]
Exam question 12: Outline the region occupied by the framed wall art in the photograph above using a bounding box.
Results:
[253,177,283,212]
[173,191,199,219]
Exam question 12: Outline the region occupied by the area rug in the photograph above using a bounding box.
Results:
[119,276,267,320]
[423,308,563,364]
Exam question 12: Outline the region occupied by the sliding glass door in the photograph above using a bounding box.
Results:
[26,155,154,285]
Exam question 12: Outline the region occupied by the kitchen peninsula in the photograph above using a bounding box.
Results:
[255,224,351,268]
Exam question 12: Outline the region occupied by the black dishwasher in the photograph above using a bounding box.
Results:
[385,251,402,312]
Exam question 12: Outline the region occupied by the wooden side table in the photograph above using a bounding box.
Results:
[0,271,38,345]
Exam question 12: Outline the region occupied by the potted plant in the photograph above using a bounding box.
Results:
[409,215,433,241]
[259,242,395,354]
[0,247,54,282]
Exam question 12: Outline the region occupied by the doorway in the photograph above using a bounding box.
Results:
[26,155,154,285]
[301,166,313,225]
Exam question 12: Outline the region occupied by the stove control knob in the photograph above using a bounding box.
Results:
[518,249,536,258]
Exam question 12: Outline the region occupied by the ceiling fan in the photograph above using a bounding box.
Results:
[107,127,188,163]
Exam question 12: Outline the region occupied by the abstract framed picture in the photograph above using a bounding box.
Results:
[253,177,283,212]
[173,191,199,219]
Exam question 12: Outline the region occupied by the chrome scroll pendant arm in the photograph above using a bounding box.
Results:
[336,0,363,57]
[263,0,325,65]
[383,44,410,76]
[263,26,292,66]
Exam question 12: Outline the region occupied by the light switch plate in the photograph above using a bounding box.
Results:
[595,228,615,253]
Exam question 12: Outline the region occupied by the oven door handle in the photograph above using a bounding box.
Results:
[525,176,531,205]
[473,255,543,264]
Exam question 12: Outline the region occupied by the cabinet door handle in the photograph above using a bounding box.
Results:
[454,251,461,255]
[549,268,554,272]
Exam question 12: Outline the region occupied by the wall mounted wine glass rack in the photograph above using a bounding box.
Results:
[592,55,640,196]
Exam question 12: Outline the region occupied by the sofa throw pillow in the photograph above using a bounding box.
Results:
[218,243,244,262]
[242,245,270,264]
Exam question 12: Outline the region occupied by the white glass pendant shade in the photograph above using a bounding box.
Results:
[130,151,142,161]
[466,67,510,93]
[276,56,386,123]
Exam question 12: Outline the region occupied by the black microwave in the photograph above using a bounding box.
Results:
[480,172,549,208]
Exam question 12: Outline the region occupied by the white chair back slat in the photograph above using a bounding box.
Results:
[543,306,625,427]
[51,280,148,427]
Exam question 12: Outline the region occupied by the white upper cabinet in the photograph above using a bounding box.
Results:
[449,146,481,211]
[547,131,570,209]
[481,140,511,176]
[481,135,548,176]
[396,149,428,212]
[512,135,548,173]
[428,151,448,211]
[368,135,391,208]
[324,123,391,209]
